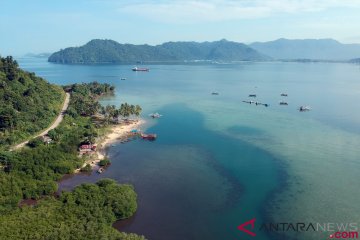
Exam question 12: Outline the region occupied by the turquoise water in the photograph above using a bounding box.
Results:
[18,58,360,240]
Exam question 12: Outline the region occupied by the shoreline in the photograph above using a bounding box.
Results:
[75,119,145,173]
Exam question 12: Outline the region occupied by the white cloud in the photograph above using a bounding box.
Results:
[116,0,360,23]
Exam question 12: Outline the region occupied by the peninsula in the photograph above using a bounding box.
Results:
[0,56,146,240]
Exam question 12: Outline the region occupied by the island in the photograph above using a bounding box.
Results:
[48,39,271,64]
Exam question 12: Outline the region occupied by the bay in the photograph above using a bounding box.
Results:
[17,58,360,240]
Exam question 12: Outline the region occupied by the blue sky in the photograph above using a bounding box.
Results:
[1,0,360,56]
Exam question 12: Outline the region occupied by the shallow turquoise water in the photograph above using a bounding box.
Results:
[18,58,360,240]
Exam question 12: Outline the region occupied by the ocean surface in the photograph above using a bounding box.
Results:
[17,57,360,240]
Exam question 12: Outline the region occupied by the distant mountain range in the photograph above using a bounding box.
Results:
[25,52,52,58]
[48,39,270,64]
[250,38,360,60]
[350,58,360,63]
[48,38,360,64]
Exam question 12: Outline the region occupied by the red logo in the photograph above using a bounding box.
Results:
[237,218,256,237]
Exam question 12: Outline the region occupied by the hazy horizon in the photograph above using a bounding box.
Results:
[1,0,360,56]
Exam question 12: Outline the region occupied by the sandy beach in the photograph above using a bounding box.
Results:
[75,119,145,173]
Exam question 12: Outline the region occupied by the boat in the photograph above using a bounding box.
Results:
[299,106,311,111]
[141,133,157,140]
[121,78,126,80]
[279,101,288,105]
[281,93,288,97]
[211,92,219,95]
[149,112,162,118]
[248,94,257,97]
[132,66,149,72]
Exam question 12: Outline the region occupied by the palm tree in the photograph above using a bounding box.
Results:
[134,105,142,117]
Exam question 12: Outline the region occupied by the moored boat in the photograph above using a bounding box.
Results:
[281,93,288,97]
[149,112,162,118]
[249,94,257,97]
[141,133,157,140]
[132,66,149,71]
[279,101,288,105]
[299,106,311,111]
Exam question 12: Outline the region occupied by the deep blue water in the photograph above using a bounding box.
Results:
[17,58,360,240]
[110,103,280,240]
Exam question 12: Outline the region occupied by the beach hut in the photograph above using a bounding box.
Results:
[79,144,94,153]
[42,136,53,145]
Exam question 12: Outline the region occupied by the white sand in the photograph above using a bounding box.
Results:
[75,119,145,173]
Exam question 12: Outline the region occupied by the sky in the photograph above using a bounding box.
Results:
[1,0,360,56]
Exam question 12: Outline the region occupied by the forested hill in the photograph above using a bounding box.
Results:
[0,56,64,147]
[250,38,360,60]
[48,39,271,64]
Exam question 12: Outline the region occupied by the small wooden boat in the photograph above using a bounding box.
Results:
[299,106,311,112]
[149,113,162,118]
[281,93,288,97]
[132,66,149,72]
[249,94,257,98]
[211,92,219,95]
[279,101,288,105]
[141,133,157,140]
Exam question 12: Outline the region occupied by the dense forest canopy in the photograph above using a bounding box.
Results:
[0,179,145,240]
[0,56,64,147]
[48,39,270,64]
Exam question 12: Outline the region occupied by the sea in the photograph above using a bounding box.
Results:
[17,57,360,240]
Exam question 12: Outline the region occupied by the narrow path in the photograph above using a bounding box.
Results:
[11,92,70,150]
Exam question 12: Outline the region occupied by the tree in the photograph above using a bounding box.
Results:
[117,103,142,119]
[66,106,78,118]
[80,164,92,173]
[99,158,111,166]
[27,137,44,148]
[134,105,142,117]
[0,107,17,130]
[47,129,60,142]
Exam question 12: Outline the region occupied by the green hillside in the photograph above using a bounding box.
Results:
[0,56,65,147]
[48,39,270,64]
[0,73,145,239]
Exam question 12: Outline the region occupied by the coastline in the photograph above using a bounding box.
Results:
[75,119,145,173]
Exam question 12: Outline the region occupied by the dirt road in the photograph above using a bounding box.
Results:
[11,92,70,150]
